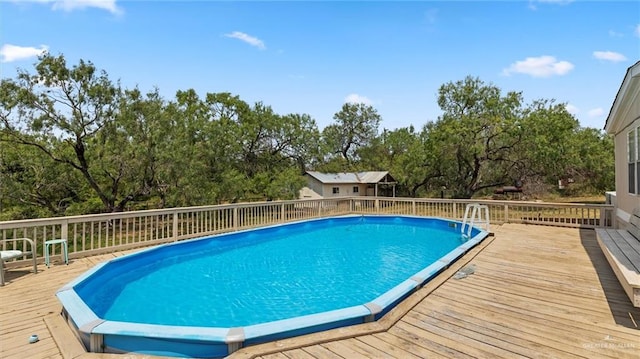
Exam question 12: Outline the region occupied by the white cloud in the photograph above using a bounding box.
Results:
[608,30,623,37]
[344,93,373,105]
[565,104,579,115]
[588,108,604,117]
[528,0,573,10]
[54,0,120,14]
[593,51,627,62]
[502,56,574,78]
[19,0,122,15]
[0,44,48,63]
[224,31,266,50]
[424,9,438,25]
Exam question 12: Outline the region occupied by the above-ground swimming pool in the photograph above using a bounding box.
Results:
[57,215,488,358]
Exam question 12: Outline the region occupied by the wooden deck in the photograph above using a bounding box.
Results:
[1,224,638,359]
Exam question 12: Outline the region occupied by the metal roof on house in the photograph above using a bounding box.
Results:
[305,171,395,184]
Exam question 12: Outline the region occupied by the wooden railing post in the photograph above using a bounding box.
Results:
[61,219,68,240]
[598,209,607,227]
[599,208,606,228]
[233,207,238,230]
[172,211,179,241]
[504,204,509,223]
[280,203,285,221]
[412,200,416,215]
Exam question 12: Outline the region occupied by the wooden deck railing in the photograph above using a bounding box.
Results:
[0,197,613,269]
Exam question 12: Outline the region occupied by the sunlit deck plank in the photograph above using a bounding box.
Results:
[0,251,134,359]
[258,353,291,359]
[353,335,426,358]
[386,323,473,359]
[320,339,380,359]
[279,348,317,359]
[298,345,343,359]
[369,332,447,359]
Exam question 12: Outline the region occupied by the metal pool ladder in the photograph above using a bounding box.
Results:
[461,203,490,238]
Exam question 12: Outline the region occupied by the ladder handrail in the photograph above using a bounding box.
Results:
[461,203,490,237]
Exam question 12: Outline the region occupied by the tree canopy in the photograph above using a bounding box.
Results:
[0,55,614,219]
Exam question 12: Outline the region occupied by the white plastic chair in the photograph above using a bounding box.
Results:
[1,238,38,286]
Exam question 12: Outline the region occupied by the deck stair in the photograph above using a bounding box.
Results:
[595,207,640,307]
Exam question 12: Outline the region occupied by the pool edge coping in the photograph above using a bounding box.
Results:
[48,231,496,359]
[52,215,492,358]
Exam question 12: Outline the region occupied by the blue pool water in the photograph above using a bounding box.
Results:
[77,216,463,327]
[58,215,487,358]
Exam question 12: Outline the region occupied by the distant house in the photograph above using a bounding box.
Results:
[300,171,397,199]
[604,60,640,227]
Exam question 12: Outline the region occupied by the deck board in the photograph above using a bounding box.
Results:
[320,339,382,359]
[280,349,318,359]
[1,224,638,359]
[299,345,343,359]
[370,331,447,359]
[353,335,423,359]
[386,323,474,359]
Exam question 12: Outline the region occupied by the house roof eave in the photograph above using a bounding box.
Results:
[304,171,394,185]
[604,61,640,135]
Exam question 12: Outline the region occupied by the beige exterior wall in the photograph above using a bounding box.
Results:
[623,93,640,123]
[606,63,640,226]
[615,119,640,221]
[306,176,325,196]
[321,184,364,197]
[304,176,367,198]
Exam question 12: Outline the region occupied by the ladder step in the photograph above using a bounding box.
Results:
[461,203,490,235]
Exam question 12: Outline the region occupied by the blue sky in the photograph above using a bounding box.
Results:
[1,1,638,131]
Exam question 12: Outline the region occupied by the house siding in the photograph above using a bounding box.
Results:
[321,184,363,197]
[302,171,396,199]
[606,62,640,226]
[615,118,640,220]
[305,176,325,197]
